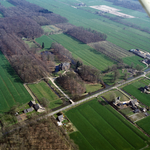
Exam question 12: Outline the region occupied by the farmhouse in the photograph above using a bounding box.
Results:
[59,62,70,71]
[130,99,139,109]
[23,107,33,113]
[57,114,64,122]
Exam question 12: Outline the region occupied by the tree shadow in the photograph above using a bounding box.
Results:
[1,64,23,83]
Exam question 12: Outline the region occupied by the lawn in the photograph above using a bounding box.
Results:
[0,51,32,112]
[28,80,62,109]
[42,25,62,34]
[35,35,54,49]
[85,83,103,93]
[66,99,148,150]
[102,89,130,102]
[122,78,150,106]
[137,116,150,135]
[50,33,115,72]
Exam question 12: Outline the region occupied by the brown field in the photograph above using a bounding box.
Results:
[88,41,134,58]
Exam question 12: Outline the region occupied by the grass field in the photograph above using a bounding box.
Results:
[35,35,54,49]
[122,78,150,106]
[137,116,150,135]
[0,51,32,112]
[0,0,14,8]
[66,99,148,150]
[85,83,103,93]
[50,33,115,71]
[28,81,62,109]
[102,89,130,102]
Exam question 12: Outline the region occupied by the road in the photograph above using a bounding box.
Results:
[45,72,147,117]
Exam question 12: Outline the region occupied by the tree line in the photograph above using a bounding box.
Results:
[0,0,68,26]
[0,0,68,83]
[65,26,107,44]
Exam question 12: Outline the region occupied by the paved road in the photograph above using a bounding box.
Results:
[45,73,147,117]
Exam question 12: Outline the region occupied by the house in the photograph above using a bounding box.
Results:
[23,107,33,113]
[59,62,70,71]
[57,114,64,122]
[28,101,36,107]
[129,99,139,109]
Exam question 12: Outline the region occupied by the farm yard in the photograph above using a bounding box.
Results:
[0,51,32,112]
[66,99,149,150]
[50,33,115,71]
[122,78,150,106]
[28,80,63,109]
[101,89,130,102]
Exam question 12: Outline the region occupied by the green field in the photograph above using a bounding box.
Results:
[27,0,150,52]
[28,80,62,109]
[85,83,103,93]
[50,34,115,71]
[0,0,14,8]
[66,99,148,150]
[0,51,32,112]
[122,78,150,106]
[35,35,54,49]
[26,0,149,69]
[137,116,150,135]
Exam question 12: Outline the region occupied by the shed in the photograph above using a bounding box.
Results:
[28,101,36,107]
[58,114,64,122]
[34,104,40,111]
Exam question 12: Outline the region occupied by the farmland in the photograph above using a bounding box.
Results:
[28,80,62,109]
[26,0,150,50]
[26,0,149,68]
[88,41,134,58]
[122,78,150,106]
[66,99,148,150]
[50,33,115,71]
[0,51,32,112]
[137,116,150,135]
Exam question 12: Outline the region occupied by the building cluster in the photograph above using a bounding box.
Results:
[114,98,147,114]
[130,49,150,59]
